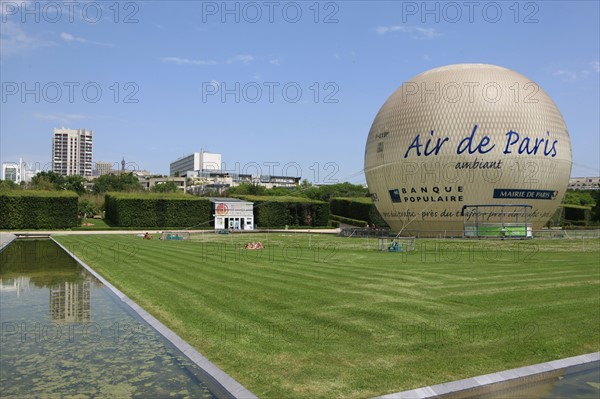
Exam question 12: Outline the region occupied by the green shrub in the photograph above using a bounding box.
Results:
[104,192,211,228]
[330,214,369,227]
[233,195,330,227]
[561,204,592,226]
[0,190,78,229]
[329,197,388,227]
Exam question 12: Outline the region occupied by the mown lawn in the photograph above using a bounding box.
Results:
[53,233,600,399]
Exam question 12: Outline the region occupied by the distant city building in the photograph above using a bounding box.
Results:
[1,158,40,183]
[185,171,300,194]
[52,128,93,177]
[569,177,600,190]
[140,176,187,192]
[94,161,113,176]
[170,150,221,177]
[2,162,19,183]
[256,175,301,189]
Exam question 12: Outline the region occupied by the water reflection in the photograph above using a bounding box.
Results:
[50,280,91,323]
[0,240,223,399]
[1,239,96,323]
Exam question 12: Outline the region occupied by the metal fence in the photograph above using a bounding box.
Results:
[339,228,600,239]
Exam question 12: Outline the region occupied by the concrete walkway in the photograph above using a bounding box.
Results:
[0,232,17,250]
[5,228,341,236]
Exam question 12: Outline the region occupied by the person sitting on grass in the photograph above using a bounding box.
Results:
[144,232,153,240]
[245,242,264,250]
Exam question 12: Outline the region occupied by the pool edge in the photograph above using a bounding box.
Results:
[50,236,259,399]
[373,351,600,399]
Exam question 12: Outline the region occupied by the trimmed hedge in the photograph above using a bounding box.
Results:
[105,192,211,228]
[0,190,78,229]
[329,197,388,227]
[233,195,330,227]
[561,204,592,226]
[330,214,369,227]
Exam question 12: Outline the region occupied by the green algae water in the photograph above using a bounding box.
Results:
[0,240,226,399]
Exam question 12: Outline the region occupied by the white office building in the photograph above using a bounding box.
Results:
[170,150,221,177]
[1,158,40,183]
[2,162,20,183]
[52,128,93,177]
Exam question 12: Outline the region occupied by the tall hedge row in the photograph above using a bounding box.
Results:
[233,195,329,227]
[329,197,388,227]
[0,190,78,229]
[104,192,211,228]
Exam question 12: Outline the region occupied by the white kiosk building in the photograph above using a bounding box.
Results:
[210,198,254,231]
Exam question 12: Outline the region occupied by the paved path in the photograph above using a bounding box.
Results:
[0,232,17,250]
[3,228,341,236]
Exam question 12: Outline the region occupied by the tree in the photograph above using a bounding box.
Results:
[93,173,141,194]
[226,183,266,196]
[65,175,86,195]
[0,179,20,191]
[30,171,65,191]
[151,181,179,193]
[78,198,100,218]
[562,189,596,206]
[304,182,369,201]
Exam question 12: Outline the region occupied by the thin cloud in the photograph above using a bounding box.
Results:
[227,54,254,64]
[269,57,281,66]
[552,70,579,81]
[376,25,442,39]
[60,32,112,47]
[0,21,55,57]
[162,56,217,65]
[33,113,88,124]
[590,61,600,73]
[552,67,594,82]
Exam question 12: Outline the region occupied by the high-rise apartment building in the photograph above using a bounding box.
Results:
[52,128,93,176]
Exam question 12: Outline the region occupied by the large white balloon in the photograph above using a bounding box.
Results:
[364,64,572,236]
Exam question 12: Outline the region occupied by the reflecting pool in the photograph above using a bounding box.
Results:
[0,239,228,399]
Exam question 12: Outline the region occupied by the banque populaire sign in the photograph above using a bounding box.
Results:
[364,64,572,235]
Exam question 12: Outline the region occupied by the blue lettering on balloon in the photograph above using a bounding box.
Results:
[503,130,520,154]
[403,130,449,158]
[401,126,559,158]
[456,125,495,155]
[505,129,558,157]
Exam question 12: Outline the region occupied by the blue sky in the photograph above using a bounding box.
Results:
[1,0,598,184]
